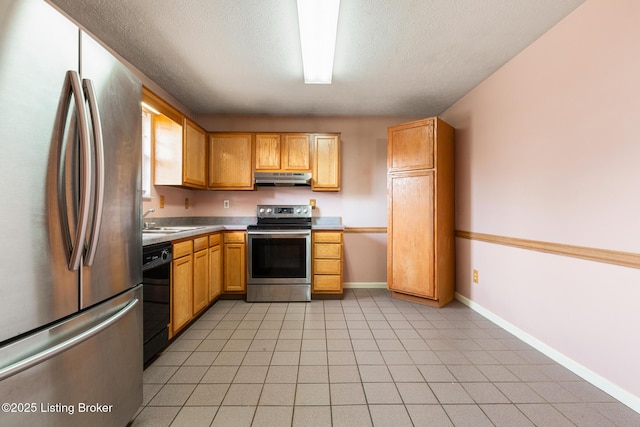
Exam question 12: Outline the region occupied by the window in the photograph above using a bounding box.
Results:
[141,108,152,200]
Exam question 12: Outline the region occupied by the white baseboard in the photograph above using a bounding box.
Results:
[455,292,640,415]
[343,282,387,289]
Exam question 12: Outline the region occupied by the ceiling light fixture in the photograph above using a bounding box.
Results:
[296,0,340,84]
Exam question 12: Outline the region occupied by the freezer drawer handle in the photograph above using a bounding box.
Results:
[0,298,139,382]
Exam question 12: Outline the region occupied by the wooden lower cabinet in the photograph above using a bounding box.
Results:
[208,233,222,302]
[171,241,193,336]
[312,231,343,294]
[192,236,209,315]
[223,232,246,293]
[171,233,226,337]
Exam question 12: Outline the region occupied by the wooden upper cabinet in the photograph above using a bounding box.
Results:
[183,119,207,188]
[153,114,183,186]
[312,134,340,191]
[255,134,281,170]
[144,87,206,189]
[255,133,310,172]
[388,118,434,171]
[208,133,254,190]
[282,134,310,171]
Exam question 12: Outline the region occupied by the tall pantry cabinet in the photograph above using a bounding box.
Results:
[387,117,455,307]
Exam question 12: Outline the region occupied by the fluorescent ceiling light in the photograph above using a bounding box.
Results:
[296,0,340,84]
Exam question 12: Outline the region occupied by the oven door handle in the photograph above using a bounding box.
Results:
[248,230,311,237]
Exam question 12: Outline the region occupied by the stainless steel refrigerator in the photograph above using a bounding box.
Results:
[0,1,143,426]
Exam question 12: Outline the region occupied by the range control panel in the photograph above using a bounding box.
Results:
[256,205,312,219]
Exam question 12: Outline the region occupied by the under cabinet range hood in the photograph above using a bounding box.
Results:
[255,172,312,187]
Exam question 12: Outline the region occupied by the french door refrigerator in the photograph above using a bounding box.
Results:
[0,1,143,426]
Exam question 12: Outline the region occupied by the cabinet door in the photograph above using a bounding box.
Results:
[209,133,254,189]
[154,114,183,185]
[184,119,207,188]
[388,170,435,299]
[388,118,434,171]
[208,243,222,302]
[193,249,209,315]
[172,255,193,334]
[312,134,340,191]
[282,134,310,171]
[223,243,246,292]
[255,134,281,170]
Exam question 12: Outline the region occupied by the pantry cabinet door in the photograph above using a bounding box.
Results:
[387,170,435,299]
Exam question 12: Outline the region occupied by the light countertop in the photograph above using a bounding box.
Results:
[142,223,344,246]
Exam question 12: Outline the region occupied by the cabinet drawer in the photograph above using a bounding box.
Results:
[194,236,208,252]
[313,243,341,259]
[314,259,341,275]
[173,240,193,259]
[209,233,221,246]
[313,275,342,292]
[224,232,246,243]
[313,232,342,243]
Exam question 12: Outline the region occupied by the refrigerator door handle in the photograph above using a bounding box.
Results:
[62,70,92,271]
[82,78,104,267]
[0,298,139,382]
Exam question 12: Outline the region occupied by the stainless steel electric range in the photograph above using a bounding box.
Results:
[246,205,312,302]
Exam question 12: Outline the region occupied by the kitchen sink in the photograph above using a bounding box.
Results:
[142,226,205,234]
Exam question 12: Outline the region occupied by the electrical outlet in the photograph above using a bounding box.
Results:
[223,200,230,209]
[184,197,189,209]
[473,269,479,284]
[159,195,165,208]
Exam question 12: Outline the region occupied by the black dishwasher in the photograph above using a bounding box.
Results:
[142,242,172,366]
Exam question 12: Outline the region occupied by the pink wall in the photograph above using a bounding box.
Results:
[144,115,421,283]
[442,0,640,410]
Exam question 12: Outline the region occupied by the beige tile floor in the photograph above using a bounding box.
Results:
[132,289,640,426]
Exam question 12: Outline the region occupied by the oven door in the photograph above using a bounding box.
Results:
[247,229,311,285]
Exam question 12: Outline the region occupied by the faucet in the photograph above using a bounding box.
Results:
[142,209,155,230]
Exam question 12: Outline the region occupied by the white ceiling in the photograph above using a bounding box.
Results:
[49,0,586,117]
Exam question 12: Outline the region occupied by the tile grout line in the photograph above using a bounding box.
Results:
[135,290,640,426]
